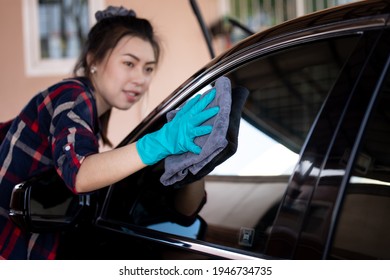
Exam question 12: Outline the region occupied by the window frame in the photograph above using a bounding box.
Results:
[22,0,104,77]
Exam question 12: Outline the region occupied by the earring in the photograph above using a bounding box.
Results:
[90,66,97,74]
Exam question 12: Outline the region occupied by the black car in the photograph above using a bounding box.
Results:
[10,0,390,260]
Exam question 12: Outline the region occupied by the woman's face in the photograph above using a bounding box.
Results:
[91,36,157,115]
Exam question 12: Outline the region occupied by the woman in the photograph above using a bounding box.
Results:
[0,6,218,259]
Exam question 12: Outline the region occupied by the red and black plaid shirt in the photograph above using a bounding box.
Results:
[0,78,100,259]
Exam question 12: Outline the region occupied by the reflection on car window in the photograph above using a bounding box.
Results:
[211,119,298,176]
[330,71,390,260]
[199,36,357,256]
[102,36,358,258]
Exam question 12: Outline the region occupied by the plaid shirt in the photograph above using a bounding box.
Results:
[0,78,100,259]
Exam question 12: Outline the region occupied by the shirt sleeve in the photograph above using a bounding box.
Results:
[49,84,99,193]
[0,119,13,144]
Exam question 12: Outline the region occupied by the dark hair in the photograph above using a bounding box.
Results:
[73,8,161,146]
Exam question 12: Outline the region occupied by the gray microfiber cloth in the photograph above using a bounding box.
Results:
[160,76,232,186]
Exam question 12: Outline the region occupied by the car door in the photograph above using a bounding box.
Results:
[92,18,384,259]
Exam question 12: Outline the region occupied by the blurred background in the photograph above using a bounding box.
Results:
[0,0,358,147]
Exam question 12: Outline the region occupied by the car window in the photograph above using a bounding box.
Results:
[198,36,359,255]
[210,119,298,176]
[330,70,390,259]
[100,35,359,258]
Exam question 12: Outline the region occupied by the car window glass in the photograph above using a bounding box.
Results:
[330,70,390,260]
[211,119,298,176]
[101,35,358,258]
[198,36,357,256]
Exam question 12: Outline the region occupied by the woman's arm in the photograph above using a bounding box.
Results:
[74,142,146,193]
[74,88,219,194]
[174,179,206,217]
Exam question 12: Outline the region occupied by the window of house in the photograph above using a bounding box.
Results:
[219,0,358,45]
[22,0,104,77]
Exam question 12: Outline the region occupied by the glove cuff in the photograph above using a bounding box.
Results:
[136,132,168,165]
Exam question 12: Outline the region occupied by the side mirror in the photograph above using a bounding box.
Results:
[9,170,94,233]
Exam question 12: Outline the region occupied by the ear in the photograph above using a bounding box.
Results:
[86,52,94,67]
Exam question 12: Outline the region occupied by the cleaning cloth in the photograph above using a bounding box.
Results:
[171,85,249,187]
[160,76,232,186]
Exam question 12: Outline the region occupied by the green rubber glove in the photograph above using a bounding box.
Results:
[136,89,219,165]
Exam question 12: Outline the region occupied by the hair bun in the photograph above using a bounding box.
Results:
[95,6,136,22]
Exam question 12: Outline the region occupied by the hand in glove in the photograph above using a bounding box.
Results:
[136,89,219,165]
